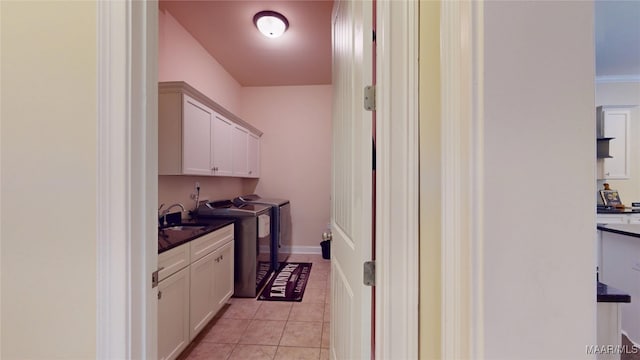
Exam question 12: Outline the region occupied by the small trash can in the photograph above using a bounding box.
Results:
[320,240,331,260]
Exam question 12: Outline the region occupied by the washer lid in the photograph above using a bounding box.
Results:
[197,200,271,217]
[235,194,290,206]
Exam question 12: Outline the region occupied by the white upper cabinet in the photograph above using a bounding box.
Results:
[231,124,261,178]
[158,82,263,178]
[597,107,631,179]
[232,125,250,177]
[182,95,215,175]
[212,114,234,176]
[248,132,261,178]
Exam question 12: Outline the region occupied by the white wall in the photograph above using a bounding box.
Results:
[1,1,97,358]
[241,86,332,250]
[595,82,640,202]
[418,1,442,358]
[482,2,596,358]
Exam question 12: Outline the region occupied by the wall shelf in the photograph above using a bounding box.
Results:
[597,137,614,158]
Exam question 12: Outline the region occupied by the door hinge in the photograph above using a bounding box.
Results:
[363,261,375,286]
[152,267,164,288]
[364,85,375,111]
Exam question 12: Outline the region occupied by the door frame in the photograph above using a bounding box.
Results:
[375,1,419,359]
[96,1,158,358]
[95,0,424,358]
[439,1,485,358]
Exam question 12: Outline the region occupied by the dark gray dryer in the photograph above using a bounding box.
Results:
[233,194,291,269]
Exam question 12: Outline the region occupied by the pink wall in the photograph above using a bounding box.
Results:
[159,8,241,114]
[240,86,333,249]
[158,175,256,216]
[158,8,248,214]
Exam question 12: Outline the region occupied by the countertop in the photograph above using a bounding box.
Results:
[597,224,640,238]
[158,218,234,254]
[597,207,640,214]
[597,282,631,303]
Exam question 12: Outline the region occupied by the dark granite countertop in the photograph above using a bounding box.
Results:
[158,218,234,254]
[597,208,640,214]
[597,224,640,238]
[598,282,631,303]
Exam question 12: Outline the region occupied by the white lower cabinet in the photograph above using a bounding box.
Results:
[190,234,235,340]
[157,224,235,358]
[189,250,217,340]
[597,213,640,225]
[212,240,234,314]
[158,267,190,360]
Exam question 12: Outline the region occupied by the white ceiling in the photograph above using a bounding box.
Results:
[161,0,640,86]
[595,0,640,80]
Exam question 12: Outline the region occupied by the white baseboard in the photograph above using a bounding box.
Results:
[287,246,322,255]
[260,245,322,255]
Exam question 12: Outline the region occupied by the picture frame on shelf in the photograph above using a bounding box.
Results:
[600,189,623,207]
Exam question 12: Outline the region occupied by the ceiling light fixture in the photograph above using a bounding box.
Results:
[253,11,289,38]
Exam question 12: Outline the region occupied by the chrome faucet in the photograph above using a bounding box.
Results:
[159,203,185,226]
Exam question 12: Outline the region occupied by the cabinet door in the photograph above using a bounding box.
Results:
[248,133,260,178]
[232,125,250,177]
[158,267,190,360]
[212,240,235,314]
[603,108,631,179]
[212,114,234,176]
[182,95,214,175]
[189,251,216,340]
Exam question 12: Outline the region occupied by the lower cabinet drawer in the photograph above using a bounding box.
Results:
[597,214,628,225]
[158,242,190,281]
[629,216,640,224]
[190,224,234,262]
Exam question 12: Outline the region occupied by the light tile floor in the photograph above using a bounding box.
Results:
[181,254,331,360]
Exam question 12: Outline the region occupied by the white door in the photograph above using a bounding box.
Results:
[330,0,373,359]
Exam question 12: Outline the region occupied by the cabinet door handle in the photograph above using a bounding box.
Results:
[158,290,162,300]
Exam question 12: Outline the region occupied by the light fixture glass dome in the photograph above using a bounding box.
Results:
[253,11,289,38]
